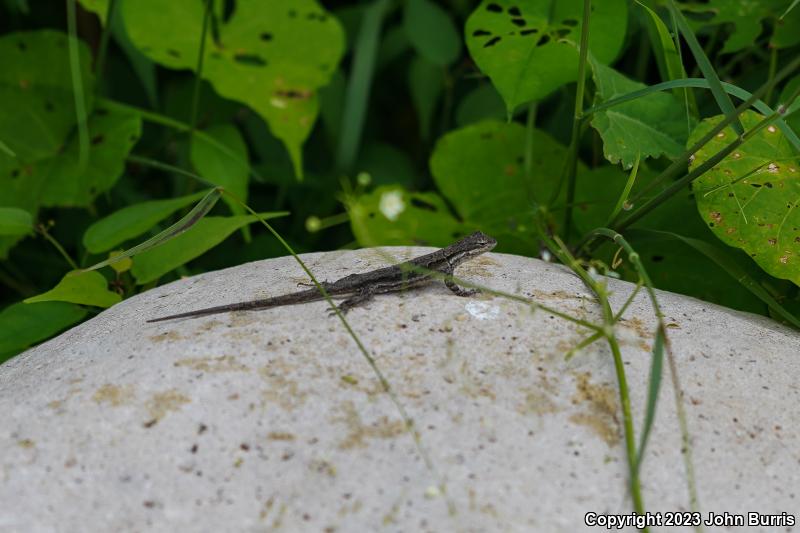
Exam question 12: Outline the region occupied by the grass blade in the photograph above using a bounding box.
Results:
[336,0,392,173]
[78,187,223,273]
[666,0,743,135]
[636,326,664,473]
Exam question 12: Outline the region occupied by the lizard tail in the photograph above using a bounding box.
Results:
[146,288,324,322]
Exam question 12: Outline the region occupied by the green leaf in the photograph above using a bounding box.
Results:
[771,0,800,48]
[638,2,697,116]
[356,142,416,187]
[679,0,788,54]
[455,83,507,126]
[121,0,345,178]
[131,212,287,284]
[430,120,571,253]
[0,302,87,362]
[589,59,690,169]
[629,229,800,328]
[465,0,627,110]
[77,0,109,23]
[190,125,249,215]
[0,207,33,236]
[39,105,141,206]
[408,56,442,141]
[348,186,467,247]
[690,110,800,285]
[24,271,121,308]
[0,30,93,161]
[668,1,742,135]
[404,0,462,66]
[335,0,391,174]
[83,191,208,254]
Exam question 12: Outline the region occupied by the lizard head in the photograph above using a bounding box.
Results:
[462,231,497,256]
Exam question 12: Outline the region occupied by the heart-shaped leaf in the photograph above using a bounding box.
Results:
[589,59,691,169]
[0,30,93,161]
[430,120,570,252]
[25,271,121,308]
[465,0,627,110]
[121,0,345,178]
[690,110,800,285]
[38,105,141,207]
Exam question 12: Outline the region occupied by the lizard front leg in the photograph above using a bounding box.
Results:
[443,265,479,297]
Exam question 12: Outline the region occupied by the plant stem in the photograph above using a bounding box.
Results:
[562,0,592,239]
[766,46,778,105]
[37,224,78,270]
[523,102,538,180]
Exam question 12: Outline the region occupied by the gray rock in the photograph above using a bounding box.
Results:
[1,248,798,532]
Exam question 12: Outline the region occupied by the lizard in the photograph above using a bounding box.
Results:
[147,231,497,322]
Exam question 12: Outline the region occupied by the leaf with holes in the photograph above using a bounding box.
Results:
[190,125,249,216]
[347,186,467,247]
[589,59,691,169]
[680,0,790,54]
[37,105,141,207]
[0,30,93,161]
[690,111,800,285]
[121,0,345,178]
[465,0,627,110]
[130,212,288,284]
[83,190,209,254]
[430,120,575,253]
[25,271,121,308]
[0,302,87,362]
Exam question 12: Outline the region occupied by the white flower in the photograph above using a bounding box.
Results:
[379,190,405,221]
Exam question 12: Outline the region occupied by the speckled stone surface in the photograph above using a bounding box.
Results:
[1,248,798,533]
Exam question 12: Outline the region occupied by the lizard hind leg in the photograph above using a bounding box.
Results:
[328,287,375,316]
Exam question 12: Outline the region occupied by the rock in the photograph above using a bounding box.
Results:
[1,248,798,532]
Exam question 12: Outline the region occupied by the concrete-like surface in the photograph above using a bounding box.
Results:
[0,248,798,532]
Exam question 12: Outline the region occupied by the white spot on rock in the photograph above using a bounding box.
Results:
[465,301,500,321]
